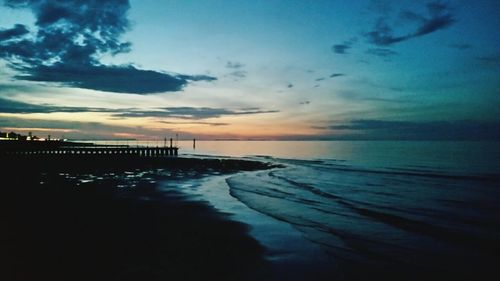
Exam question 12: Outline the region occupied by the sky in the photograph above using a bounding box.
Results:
[0,0,499,140]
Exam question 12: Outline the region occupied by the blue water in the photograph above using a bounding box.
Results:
[177,141,500,279]
[230,158,498,270]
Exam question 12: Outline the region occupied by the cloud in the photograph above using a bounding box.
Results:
[0,0,215,94]
[299,101,310,105]
[13,64,204,94]
[329,73,345,78]
[332,44,351,54]
[314,73,345,83]
[328,119,500,140]
[331,37,357,54]
[176,74,217,82]
[0,97,277,121]
[113,107,279,120]
[287,83,293,88]
[0,24,29,41]
[365,1,455,46]
[412,2,455,36]
[365,18,408,46]
[0,96,113,114]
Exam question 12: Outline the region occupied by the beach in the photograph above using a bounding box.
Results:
[0,156,277,281]
[1,140,500,281]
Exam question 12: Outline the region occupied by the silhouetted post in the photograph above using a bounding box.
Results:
[193,138,196,149]
[170,138,173,148]
[164,137,167,148]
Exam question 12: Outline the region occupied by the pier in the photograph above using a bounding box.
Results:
[0,141,179,158]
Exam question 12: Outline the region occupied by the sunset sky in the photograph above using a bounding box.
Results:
[0,0,499,140]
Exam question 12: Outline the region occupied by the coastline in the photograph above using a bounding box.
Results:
[0,156,276,281]
[180,173,340,281]
[3,150,498,280]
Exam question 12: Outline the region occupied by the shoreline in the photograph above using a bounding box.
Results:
[183,173,340,281]
[2,154,279,171]
[0,156,277,281]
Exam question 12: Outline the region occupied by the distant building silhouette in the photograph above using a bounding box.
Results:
[1,131,40,141]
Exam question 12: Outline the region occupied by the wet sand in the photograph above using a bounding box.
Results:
[0,156,276,281]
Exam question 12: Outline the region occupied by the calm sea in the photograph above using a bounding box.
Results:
[89,140,500,279]
[92,140,500,174]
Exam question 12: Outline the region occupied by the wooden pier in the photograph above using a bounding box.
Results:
[0,141,179,158]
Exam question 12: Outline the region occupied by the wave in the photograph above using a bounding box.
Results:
[253,155,499,181]
[226,157,500,269]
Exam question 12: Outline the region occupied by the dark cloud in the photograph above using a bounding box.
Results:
[328,119,500,140]
[332,44,351,54]
[14,64,198,94]
[365,18,408,46]
[331,37,357,54]
[0,97,277,120]
[365,1,455,46]
[366,48,398,58]
[0,24,29,41]
[0,96,123,114]
[287,83,293,88]
[314,74,345,83]
[329,73,345,78]
[0,0,215,94]
[176,74,217,82]
[114,107,278,120]
[299,101,310,105]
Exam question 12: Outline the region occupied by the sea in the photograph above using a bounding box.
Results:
[90,140,500,280]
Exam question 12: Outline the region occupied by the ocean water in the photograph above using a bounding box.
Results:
[91,140,500,279]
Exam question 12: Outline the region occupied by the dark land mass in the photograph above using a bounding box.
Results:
[0,154,278,281]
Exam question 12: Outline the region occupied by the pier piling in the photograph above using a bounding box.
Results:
[0,143,179,158]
